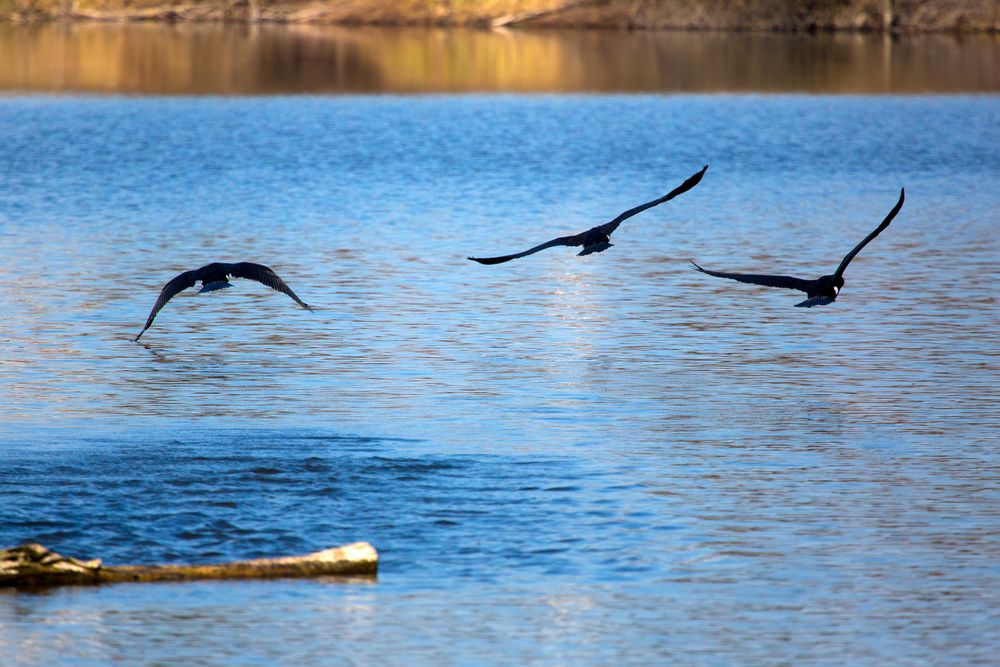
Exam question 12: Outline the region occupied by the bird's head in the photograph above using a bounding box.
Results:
[818,274,843,297]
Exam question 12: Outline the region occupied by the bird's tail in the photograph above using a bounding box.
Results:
[795,295,836,308]
[199,281,232,293]
[578,242,613,256]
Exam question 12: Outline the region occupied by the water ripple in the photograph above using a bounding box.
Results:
[0,95,998,665]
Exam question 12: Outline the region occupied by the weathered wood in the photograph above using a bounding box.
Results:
[65,6,202,22]
[1,542,377,589]
[491,0,599,28]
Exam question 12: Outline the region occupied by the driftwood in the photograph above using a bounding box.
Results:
[61,0,270,23]
[1,542,377,589]
[64,6,204,22]
[24,0,605,26]
[491,0,600,28]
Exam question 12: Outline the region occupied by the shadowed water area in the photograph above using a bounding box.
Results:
[0,33,999,666]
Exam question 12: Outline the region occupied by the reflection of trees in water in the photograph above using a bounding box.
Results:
[0,23,385,94]
[251,26,385,92]
[509,30,1000,92]
[0,23,997,93]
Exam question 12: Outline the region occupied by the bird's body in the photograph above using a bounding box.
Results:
[134,262,313,341]
[691,188,904,307]
[576,227,613,256]
[468,165,708,265]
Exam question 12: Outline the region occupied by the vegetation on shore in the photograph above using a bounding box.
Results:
[1,0,997,32]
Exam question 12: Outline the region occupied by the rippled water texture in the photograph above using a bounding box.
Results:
[1,24,999,94]
[1,94,998,665]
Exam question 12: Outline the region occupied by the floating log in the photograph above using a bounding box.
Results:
[1,542,377,589]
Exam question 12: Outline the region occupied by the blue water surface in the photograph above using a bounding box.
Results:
[0,94,998,666]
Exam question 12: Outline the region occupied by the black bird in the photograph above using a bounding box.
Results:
[468,165,708,265]
[691,188,904,308]
[134,262,313,341]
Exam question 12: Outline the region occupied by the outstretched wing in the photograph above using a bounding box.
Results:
[230,262,314,311]
[597,165,708,237]
[691,262,814,293]
[833,188,904,281]
[134,269,200,341]
[468,233,586,265]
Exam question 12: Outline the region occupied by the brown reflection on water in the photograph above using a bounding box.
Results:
[0,23,998,94]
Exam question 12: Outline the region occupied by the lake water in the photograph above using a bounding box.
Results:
[1,26,999,666]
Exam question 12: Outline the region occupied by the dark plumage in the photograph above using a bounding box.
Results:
[468,165,708,265]
[134,262,313,341]
[691,188,904,307]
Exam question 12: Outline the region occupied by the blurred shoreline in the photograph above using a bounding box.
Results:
[2,24,998,94]
[1,0,998,33]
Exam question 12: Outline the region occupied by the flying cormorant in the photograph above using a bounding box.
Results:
[468,165,708,265]
[691,188,905,307]
[134,262,313,341]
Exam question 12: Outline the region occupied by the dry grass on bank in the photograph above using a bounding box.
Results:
[1,0,997,31]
